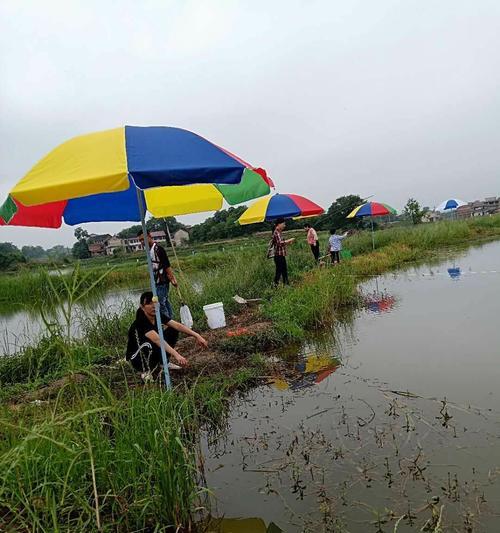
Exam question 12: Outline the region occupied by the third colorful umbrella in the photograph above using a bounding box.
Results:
[347,201,397,250]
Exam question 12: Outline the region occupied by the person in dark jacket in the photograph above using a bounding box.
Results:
[126,291,207,379]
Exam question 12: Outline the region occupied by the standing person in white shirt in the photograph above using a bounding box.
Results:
[327,228,348,264]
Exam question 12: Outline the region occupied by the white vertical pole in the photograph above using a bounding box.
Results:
[135,186,172,389]
[371,218,375,250]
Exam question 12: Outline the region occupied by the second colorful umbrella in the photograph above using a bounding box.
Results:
[238,193,324,225]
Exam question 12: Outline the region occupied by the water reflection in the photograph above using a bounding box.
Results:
[362,278,397,314]
[447,266,461,279]
[364,292,396,313]
[271,353,340,391]
[203,240,500,532]
[205,517,283,532]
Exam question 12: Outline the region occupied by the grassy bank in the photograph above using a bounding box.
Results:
[264,216,500,338]
[2,216,500,530]
[3,216,498,311]
[0,368,262,531]
[0,243,269,311]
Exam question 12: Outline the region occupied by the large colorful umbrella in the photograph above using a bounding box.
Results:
[347,201,397,250]
[238,193,324,225]
[0,171,273,227]
[0,127,272,226]
[436,198,467,213]
[0,126,268,389]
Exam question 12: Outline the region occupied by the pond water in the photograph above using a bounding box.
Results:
[203,241,500,531]
[0,288,141,355]
[0,273,203,355]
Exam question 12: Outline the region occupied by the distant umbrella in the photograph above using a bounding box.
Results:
[436,198,467,212]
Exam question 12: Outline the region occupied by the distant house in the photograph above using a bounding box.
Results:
[483,196,500,214]
[123,236,143,253]
[172,229,190,247]
[122,232,165,252]
[456,204,474,218]
[422,211,441,223]
[88,242,106,256]
[456,197,500,219]
[106,236,124,255]
[150,230,166,243]
[87,234,111,257]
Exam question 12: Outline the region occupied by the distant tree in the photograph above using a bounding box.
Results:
[72,227,90,259]
[189,206,269,242]
[0,242,26,270]
[21,245,46,260]
[46,245,71,260]
[403,198,426,224]
[146,217,173,233]
[117,225,142,239]
[108,246,124,257]
[316,195,365,231]
[72,240,90,259]
[74,227,89,242]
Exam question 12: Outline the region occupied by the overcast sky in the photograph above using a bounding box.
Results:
[1,0,500,248]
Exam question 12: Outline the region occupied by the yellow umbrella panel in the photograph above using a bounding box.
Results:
[146,168,273,218]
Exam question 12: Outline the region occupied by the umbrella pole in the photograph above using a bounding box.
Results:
[135,187,172,390]
[371,218,375,251]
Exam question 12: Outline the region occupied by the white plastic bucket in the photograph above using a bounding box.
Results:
[203,302,226,329]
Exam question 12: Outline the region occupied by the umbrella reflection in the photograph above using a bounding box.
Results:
[270,354,340,391]
[447,267,461,280]
[205,517,283,532]
[364,292,396,314]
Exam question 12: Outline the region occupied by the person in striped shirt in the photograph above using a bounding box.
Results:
[272,218,295,285]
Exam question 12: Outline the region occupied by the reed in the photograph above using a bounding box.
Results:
[0,361,268,532]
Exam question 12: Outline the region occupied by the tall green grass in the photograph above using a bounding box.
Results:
[1,378,196,531]
[0,264,149,311]
[345,217,500,256]
[0,365,265,531]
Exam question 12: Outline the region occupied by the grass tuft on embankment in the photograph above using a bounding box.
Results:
[0,366,264,531]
